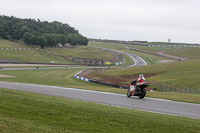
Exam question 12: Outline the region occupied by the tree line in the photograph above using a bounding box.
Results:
[0,15,88,48]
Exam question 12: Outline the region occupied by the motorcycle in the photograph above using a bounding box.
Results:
[127,81,149,99]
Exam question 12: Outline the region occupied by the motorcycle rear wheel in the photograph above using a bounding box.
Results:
[127,89,131,97]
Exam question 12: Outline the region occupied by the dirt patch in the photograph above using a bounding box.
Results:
[156,50,165,54]
[78,69,97,77]
[160,60,176,63]
[78,68,156,89]
[0,75,14,77]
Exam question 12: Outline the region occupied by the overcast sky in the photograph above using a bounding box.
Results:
[0,0,200,43]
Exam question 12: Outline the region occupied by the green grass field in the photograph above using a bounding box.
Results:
[128,45,200,59]
[0,88,199,133]
[128,45,171,53]
[45,46,115,61]
[0,49,74,64]
[0,39,117,64]
[0,39,29,48]
[164,47,200,59]
[148,42,197,46]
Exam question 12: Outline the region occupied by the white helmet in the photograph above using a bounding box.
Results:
[139,74,145,80]
[139,74,144,78]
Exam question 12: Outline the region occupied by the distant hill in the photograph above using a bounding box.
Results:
[0,15,88,48]
[88,38,148,45]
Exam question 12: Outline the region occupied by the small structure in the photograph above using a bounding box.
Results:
[64,43,72,47]
[57,43,63,48]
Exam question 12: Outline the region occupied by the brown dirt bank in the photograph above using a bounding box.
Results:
[79,68,156,89]
[0,75,14,77]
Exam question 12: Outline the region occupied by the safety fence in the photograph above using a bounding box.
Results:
[149,81,200,94]
[0,47,33,50]
[148,45,200,48]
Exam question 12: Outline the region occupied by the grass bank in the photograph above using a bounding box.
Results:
[102,59,200,89]
[148,42,196,46]
[0,39,117,64]
[45,45,115,61]
[128,45,200,59]
[0,49,74,64]
[0,88,199,133]
[0,39,29,48]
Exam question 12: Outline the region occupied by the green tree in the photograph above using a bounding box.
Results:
[0,24,5,37]
[29,34,37,45]
[0,15,87,47]
[37,36,47,48]
[67,34,77,45]
[23,32,32,43]
[19,26,30,38]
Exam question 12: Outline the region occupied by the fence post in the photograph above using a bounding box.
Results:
[189,88,191,94]
[161,86,163,92]
[171,87,173,92]
[165,86,167,92]
[185,87,187,93]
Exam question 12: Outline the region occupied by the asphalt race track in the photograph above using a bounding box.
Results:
[89,46,147,67]
[0,81,199,119]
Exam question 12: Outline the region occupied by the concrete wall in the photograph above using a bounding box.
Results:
[72,58,105,66]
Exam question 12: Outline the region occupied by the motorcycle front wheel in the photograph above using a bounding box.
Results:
[138,89,146,99]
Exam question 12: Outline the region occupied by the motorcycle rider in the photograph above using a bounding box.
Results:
[130,74,146,94]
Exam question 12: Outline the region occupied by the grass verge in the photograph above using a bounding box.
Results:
[0,39,29,48]
[0,88,199,133]
[147,91,200,104]
[0,49,74,64]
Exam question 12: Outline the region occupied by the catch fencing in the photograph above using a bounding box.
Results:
[75,70,200,94]
[149,81,200,94]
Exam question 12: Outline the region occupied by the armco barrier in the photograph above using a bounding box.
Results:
[74,69,91,82]
[114,62,124,65]
[74,69,129,89]
[74,75,91,82]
